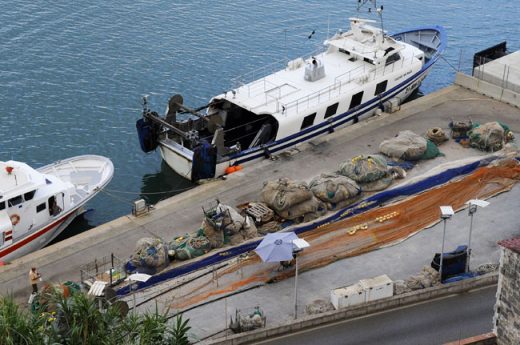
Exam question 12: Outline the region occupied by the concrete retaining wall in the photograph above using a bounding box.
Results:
[455,72,520,108]
[201,273,498,345]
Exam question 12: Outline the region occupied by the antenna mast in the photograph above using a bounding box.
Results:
[356,0,385,41]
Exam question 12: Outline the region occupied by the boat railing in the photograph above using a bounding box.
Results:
[279,54,417,115]
[232,48,325,97]
[231,58,288,89]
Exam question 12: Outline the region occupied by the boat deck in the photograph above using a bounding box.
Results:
[228,36,420,117]
[39,155,114,205]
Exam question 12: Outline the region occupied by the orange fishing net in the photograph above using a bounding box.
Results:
[171,160,520,310]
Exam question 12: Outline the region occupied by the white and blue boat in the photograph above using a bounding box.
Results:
[137,15,446,181]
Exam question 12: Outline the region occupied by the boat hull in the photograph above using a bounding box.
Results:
[158,26,446,181]
[0,208,83,262]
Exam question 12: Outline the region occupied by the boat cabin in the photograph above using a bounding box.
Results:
[0,161,71,249]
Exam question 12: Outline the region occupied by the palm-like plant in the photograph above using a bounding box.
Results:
[0,296,30,345]
[169,314,191,345]
[0,288,192,345]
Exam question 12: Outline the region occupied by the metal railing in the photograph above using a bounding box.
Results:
[473,58,520,93]
[279,55,418,115]
[231,48,324,95]
[79,253,126,287]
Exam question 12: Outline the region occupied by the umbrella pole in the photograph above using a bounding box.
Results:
[294,255,299,320]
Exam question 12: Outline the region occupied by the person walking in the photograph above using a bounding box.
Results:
[29,267,41,294]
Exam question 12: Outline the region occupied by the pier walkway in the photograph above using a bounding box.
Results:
[1,84,520,341]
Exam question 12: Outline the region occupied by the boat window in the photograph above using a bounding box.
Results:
[24,190,36,201]
[385,52,401,66]
[8,196,23,207]
[48,196,61,216]
[349,91,364,110]
[36,203,46,213]
[363,57,373,64]
[339,48,350,56]
[0,202,5,211]
[324,103,339,119]
[375,80,388,96]
[301,113,316,130]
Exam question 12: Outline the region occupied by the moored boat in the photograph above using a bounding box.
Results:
[137,11,446,182]
[0,155,114,261]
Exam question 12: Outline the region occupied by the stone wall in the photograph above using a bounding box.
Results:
[494,247,520,345]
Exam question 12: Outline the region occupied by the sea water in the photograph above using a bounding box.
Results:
[0,0,518,240]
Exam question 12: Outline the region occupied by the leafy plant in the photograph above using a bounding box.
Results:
[0,288,192,345]
[169,314,191,345]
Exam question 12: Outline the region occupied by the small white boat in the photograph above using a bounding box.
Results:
[0,155,114,261]
[137,11,446,182]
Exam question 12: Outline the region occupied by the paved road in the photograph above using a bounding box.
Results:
[258,286,496,345]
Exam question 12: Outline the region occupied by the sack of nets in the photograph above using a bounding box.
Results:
[379,130,428,161]
[276,196,327,222]
[228,216,259,245]
[358,176,393,192]
[338,154,389,183]
[130,237,169,269]
[468,121,513,152]
[215,203,246,235]
[261,178,313,212]
[449,119,473,139]
[201,218,225,249]
[309,173,361,209]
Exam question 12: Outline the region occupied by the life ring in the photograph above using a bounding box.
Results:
[10,214,20,226]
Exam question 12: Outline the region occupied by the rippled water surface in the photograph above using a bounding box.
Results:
[1,1,518,238]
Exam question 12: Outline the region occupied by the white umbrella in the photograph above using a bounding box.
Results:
[254,232,298,262]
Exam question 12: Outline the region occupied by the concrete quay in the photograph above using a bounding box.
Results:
[1,82,520,341]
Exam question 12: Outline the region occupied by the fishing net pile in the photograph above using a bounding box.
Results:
[309,173,361,210]
[305,299,335,315]
[202,203,258,247]
[426,127,449,145]
[394,266,440,295]
[379,130,441,160]
[128,238,169,271]
[229,307,266,333]
[261,178,326,222]
[167,203,258,261]
[338,154,393,191]
[170,230,212,261]
[449,120,473,139]
[467,121,514,151]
